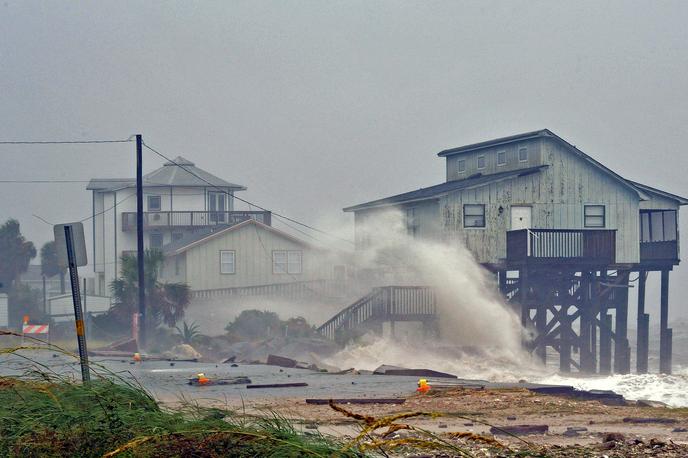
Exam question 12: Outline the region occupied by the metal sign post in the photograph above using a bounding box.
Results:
[63,224,90,383]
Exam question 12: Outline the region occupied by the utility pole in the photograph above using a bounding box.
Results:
[136,134,146,348]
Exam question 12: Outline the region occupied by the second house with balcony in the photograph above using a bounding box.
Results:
[87,156,271,295]
[344,129,687,375]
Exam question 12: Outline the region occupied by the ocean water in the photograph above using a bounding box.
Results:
[324,326,688,408]
[535,369,688,407]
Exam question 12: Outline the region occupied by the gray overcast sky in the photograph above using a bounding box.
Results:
[1,1,687,318]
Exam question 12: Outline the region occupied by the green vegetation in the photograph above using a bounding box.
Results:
[0,219,41,326]
[0,219,36,293]
[175,320,202,345]
[225,310,316,342]
[0,373,361,457]
[94,250,190,336]
[40,240,66,293]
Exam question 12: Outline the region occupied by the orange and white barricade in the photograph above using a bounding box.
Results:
[22,323,50,343]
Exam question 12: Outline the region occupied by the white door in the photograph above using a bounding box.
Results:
[511,206,532,230]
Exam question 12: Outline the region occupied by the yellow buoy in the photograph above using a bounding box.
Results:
[416,378,431,393]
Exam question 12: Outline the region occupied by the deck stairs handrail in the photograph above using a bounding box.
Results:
[317,286,436,340]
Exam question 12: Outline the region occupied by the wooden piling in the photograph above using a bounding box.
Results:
[660,270,672,374]
[599,313,612,374]
[613,271,630,374]
[559,307,572,373]
[636,271,649,374]
[535,306,547,363]
[579,273,595,373]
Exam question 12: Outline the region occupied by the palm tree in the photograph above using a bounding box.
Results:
[40,241,66,294]
[109,249,190,332]
[175,320,201,345]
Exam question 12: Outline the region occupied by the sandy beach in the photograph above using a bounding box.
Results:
[180,385,688,457]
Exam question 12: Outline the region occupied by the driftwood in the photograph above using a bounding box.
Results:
[490,424,549,435]
[246,382,308,389]
[622,417,678,424]
[305,398,405,405]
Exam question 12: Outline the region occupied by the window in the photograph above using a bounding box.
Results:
[220,250,235,274]
[149,233,163,250]
[457,159,466,173]
[405,208,418,238]
[477,155,486,170]
[640,210,677,242]
[208,192,226,222]
[147,195,161,212]
[584,205,605,228]
[172,232,183,241]
[518,147,528,162]
[273,250,303,274]
[463,204,486,228]
[174,256,181,276]
[497,151,507,166]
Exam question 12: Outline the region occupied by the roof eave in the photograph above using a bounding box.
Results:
[344,165,548,213]
[343,196,442,213]
[437,129,549,157]
[169,219,313,255]
[628,180,688,205]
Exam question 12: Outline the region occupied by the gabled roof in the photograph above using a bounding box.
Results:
[343,165,548,212]
[438,129,649,200]
[86,178,137,191]
[87,156,246,191]
[627,180,688,205]
[163,219,312,255]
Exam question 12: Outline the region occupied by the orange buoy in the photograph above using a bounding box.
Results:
[416,378,431,393]
[196,373,210,385]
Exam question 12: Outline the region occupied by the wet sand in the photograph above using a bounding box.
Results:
[172,385,688,456]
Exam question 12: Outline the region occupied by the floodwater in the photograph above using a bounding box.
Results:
[0,350,422,403]
[3,347,688,408]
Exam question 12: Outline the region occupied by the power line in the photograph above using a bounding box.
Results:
[0,138,134,145]
[79,192,137,223]
[0,180,91,183]
[142,142,354,245]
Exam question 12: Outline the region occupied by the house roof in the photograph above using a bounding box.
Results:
[627,180,688,205]
[163,219,312,256]
[343,165,548,212]
[438,129,649,201]
[87,156,246,191]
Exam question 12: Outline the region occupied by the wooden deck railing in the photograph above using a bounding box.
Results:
[190,279,348,301]
[507,229,616,265]
[640,240,679,265]
[121,210,271,231]
[317,286,436,340]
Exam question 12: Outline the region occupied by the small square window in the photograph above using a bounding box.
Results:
[497,151,507,166]
[463,204,486,228]
[220,250,235,274]
[150,233,163,250]
[457,159,466,173]
[273,250,302,274]
[584,205,605,228]
[172,232,183,241]
[477,155,486,170]
[147,195,161,212]
[518,147,528,162]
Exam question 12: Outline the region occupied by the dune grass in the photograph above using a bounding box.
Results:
[0,373,364,457]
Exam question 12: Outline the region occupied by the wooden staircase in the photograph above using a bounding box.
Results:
[317,286,436,341]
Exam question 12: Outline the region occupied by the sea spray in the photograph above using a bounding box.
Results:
[325,209,543,379]
[536,369,688,407]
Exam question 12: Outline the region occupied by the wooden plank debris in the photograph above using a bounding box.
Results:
[490,424,549,436]
[246,382,308,389]
[305,398,406,405]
